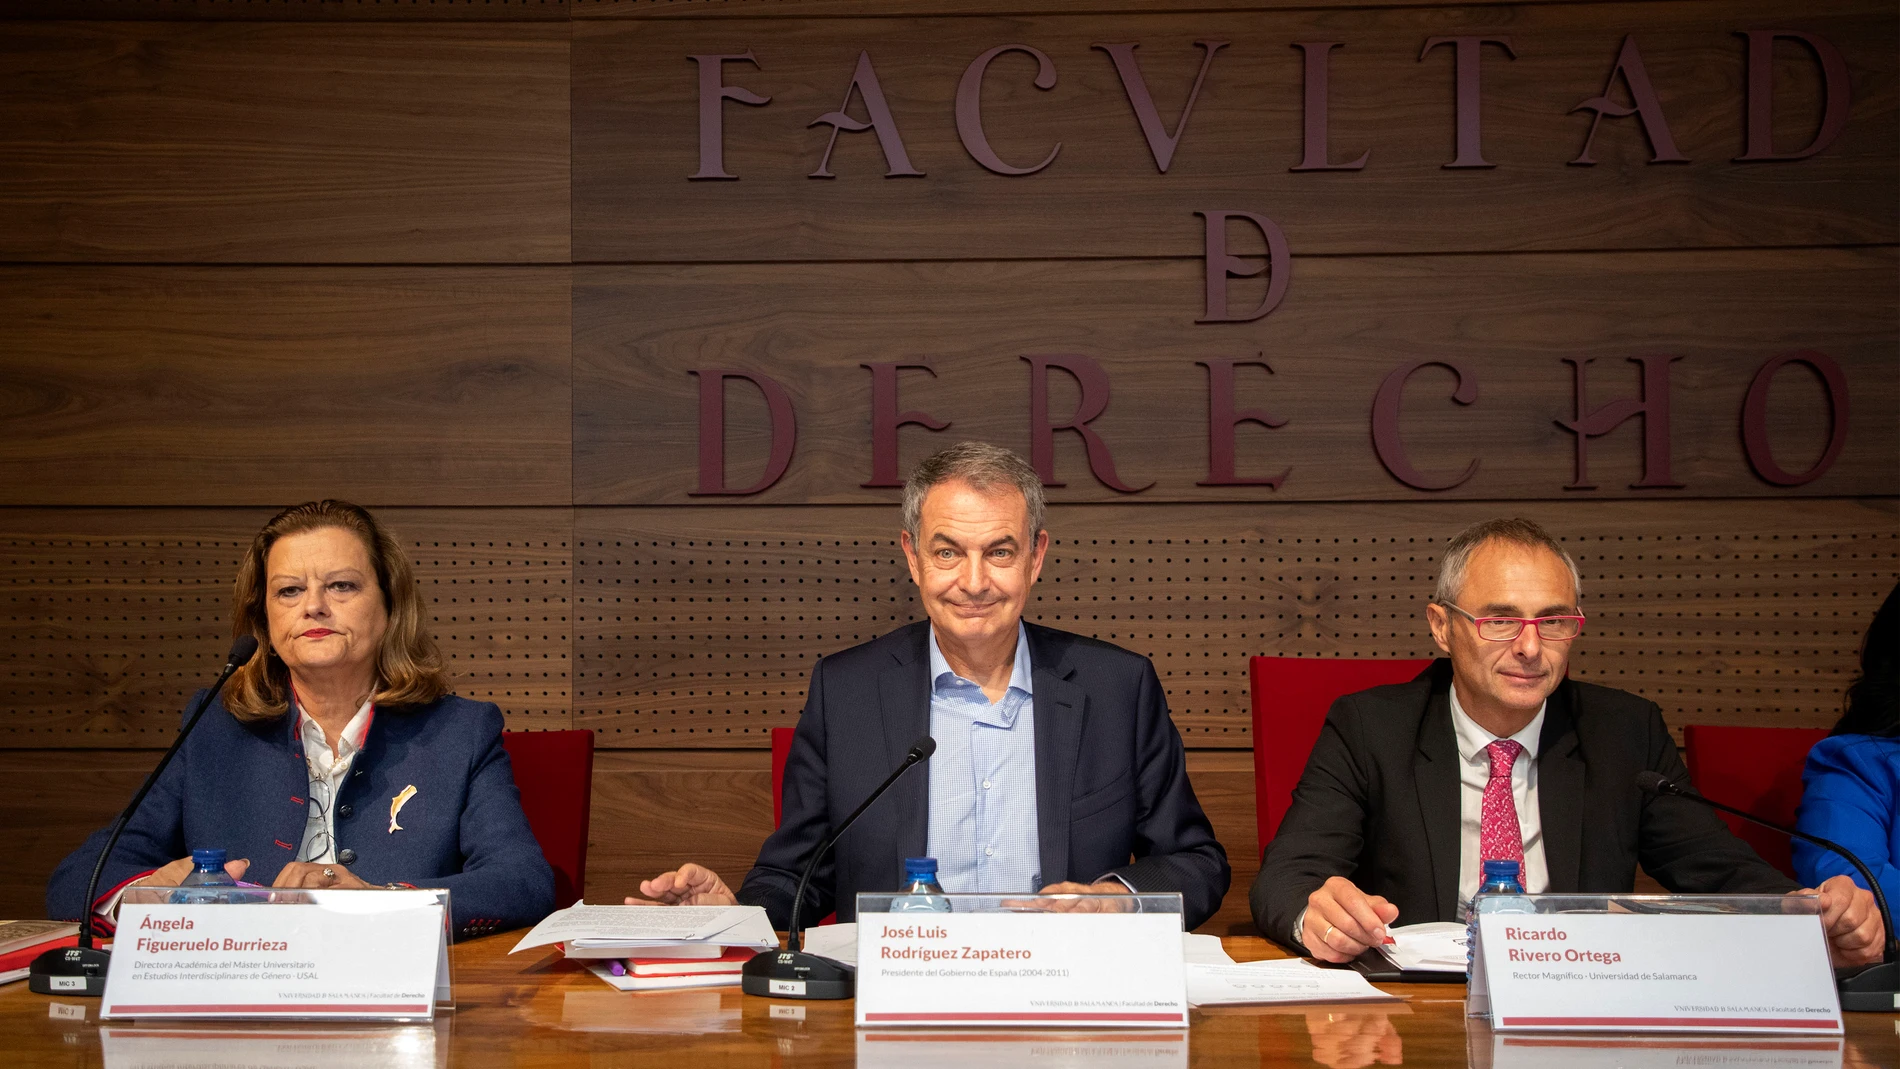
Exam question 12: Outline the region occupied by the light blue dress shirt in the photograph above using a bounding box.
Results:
[925,624,1042,894]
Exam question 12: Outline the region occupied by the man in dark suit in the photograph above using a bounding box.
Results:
[633,442,1229,929]
[1251,518,1884,967]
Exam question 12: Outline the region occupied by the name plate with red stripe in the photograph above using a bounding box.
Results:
[854,893,1187,1029]
[1468,895,1841,1035]
[101,887,450,1022]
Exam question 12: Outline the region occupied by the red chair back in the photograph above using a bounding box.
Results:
[501,729,596,907]
[772,727,795,828]
[1682,725,1828,880]
[1251,656,1433,857]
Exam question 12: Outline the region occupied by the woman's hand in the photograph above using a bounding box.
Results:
[272,861,373,890]
[137,856,251,888]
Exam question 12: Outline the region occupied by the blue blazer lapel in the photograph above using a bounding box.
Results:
[1027,624,1085,888]
[882,624,932,865]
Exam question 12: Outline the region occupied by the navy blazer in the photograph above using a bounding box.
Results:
[1251,660,1794,948]
[47,693,555,941]
[738,621,1230,930]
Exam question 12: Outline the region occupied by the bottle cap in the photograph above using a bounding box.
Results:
[1480,859,1522,881]
[902,857,938,876]
[191,847,228,869]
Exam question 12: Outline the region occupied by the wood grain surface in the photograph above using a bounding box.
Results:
[574,0,1897,261]
[0,930,1893,1068]
[0,22,569,262]
[573,249,1897,504]
[0,268,572,505]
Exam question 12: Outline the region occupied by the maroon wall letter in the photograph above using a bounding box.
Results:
[1196,210,1291,323]
[689,369,797,495]
[1741,350,1850,487]
[1555,355,1683,490]
[861,362,950,488]
[1022,354,1152,492]
[1093,40,1228,174]
[689,53,771,180]
[1735,31,1851,162]
[1371,360,1480,491]
[1198,358,1289,488]
[809,51,925,178]
[1291,43,1369,171]
[956,45,1062,176]
[1418,36,1516,168]
[1571,36,1688,165]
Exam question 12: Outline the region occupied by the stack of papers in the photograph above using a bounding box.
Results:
[1187,958,1399,1007]
[512,904,776,990]
[1375,921,1469,973]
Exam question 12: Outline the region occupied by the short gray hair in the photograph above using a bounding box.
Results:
[1434,518,1582,607]
[902,442,1045,543]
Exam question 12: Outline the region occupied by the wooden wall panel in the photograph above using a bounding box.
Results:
[573,249,1896,505]
[573,499,1898,748]
[573,0,1897,261]
[0,267,572,505]
[0,23,569,262]
[0,508,572,745]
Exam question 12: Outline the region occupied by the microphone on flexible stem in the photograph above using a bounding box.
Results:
[741,735,936,1001]
[1635,770,1898,1011]
[29,635,261,997]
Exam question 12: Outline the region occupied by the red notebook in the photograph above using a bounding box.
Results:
[625,947,755,977]
[0,935,81,977]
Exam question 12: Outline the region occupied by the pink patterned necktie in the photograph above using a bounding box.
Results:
[1480,739,1527,866]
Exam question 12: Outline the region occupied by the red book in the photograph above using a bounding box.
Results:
[624,947,755,977]
[0,935,80,977]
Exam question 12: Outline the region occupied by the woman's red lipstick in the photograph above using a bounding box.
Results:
[300,628,336,638]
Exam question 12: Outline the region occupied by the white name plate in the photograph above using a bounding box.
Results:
[102,888,450,1021]
[1472,910,1841,1034]
[855,911,1188,1029]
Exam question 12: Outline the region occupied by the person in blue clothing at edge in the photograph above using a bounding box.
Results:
[628,441,1231,930]
[47,500,554,942]
[1796,581,1900,908]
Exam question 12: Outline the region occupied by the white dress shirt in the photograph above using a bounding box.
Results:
[295,698,374,865]
[925,625,1042,893]
[1450,684,1548,914]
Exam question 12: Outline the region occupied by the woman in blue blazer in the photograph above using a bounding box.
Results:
[47,501,555,941]
[1795,582,1899,907]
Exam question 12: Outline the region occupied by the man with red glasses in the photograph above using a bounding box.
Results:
[1251,518,1884,968]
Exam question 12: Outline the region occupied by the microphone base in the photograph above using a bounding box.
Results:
[1837,959,1898,1013]
[741,949,855,1001]
[28,945,110,997]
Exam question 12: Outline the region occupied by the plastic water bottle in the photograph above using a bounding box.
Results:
[890,857,951,913]
[1465,859,1531,973]
[173,848,237,905]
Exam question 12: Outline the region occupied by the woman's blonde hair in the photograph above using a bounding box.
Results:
[222,500,449,719]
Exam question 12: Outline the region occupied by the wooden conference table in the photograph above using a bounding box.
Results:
[4,935,1895,1067]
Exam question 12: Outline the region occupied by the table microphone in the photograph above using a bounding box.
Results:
[29,635,260,997]
[741,735,935,1000]
[1635,769,1898,1011]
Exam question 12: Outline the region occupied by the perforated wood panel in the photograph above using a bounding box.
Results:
[0,509,571,745]
[573,499,1899,748]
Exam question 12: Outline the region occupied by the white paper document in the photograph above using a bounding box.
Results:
[1186,958,1399,1007]
[510,903,775,954]
[1377,921,1469,973]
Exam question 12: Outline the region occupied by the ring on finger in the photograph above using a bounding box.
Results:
[1323,924,1336,945]
[323,867,336,880]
